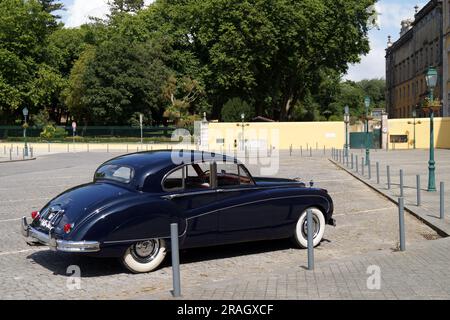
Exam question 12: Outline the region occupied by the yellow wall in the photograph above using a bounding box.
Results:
[207,122,345,150]
[387,117,450,150]
[207,118,450,151]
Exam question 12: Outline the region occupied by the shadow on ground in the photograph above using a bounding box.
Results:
[26,237,317,277]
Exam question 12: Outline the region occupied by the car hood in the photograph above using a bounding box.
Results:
[33,182,134,233]
[253,177,306,187]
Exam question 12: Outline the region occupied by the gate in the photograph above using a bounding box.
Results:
[350,130,381,149]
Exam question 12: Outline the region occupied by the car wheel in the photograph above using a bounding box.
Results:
[121,239,167,273]
[293,207,326,249]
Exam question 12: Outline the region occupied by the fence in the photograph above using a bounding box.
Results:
[0,126,176,139]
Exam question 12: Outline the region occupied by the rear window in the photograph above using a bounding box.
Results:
[95,165,134,184]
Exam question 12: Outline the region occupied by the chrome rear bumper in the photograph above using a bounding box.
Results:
[21,217,100,253]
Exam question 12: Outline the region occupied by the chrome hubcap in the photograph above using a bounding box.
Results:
[302,215,320,239]
[132,240,159,262]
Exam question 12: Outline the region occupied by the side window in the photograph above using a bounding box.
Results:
[163,168,184,191]
[239,165,254,186]
[216,163,240,188]
[185,163,211,190]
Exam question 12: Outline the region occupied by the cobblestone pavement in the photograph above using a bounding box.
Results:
[145,237,450,300]
[0,151,441,299]
[333,149,450,235]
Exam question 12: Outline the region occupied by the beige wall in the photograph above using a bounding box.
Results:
[207,122,345,151]
[206,118,450,151]
[387,117,450,149]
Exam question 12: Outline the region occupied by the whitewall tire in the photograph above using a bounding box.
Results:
[293,207,326,249]
[121,239,167,273]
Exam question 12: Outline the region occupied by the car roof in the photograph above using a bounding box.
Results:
[101,150,242,191]
[105,150,240,170]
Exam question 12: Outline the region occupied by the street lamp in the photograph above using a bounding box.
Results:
[236,113,250,152]
[424,66,438,192]
[344,106,350,157]
[22,107,29,157]
[407,109,422,149]
[364,96,371,166]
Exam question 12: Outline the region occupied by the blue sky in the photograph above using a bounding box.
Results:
[57,0,429,81]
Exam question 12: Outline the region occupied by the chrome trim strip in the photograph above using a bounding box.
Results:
[21,217,100,253]
[178,194,331,238]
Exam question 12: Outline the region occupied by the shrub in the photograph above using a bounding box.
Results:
[40,125,68,140]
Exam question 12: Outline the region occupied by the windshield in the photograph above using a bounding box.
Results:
[95,165,134,184]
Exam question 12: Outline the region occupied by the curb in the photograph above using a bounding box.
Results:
[329,158,450,237]
[0,158,36,164]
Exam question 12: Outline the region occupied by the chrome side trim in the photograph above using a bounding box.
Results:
[178,194,331,238]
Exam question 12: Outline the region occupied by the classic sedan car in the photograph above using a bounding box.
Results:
[22,150,335,273]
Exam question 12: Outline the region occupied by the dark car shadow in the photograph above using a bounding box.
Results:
[27,238,309,277]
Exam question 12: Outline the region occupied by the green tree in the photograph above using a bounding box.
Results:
[108,0,145,14]
[73,36,170,125]
[221,98,254,122]
[146,0,376,120]
[0,0,59,124]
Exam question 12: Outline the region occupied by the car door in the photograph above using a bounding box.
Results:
[162,163,220,248]
[216,163,284,244]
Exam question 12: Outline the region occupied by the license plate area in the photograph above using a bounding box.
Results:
[39,207,64,230]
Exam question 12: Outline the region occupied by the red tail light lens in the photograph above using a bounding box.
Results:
[64,223,73,234]
[31,211,39,220]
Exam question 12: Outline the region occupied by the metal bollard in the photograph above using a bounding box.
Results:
[170,223,181,297]
[346,153,349,167]
[126,144,129,153]
[301,146,303,157]
[9,148,12,161]
[67,144,69,153]
[361,157,365,176]
[290,145,292,157]
[30,147,33,158]
[16,146,19,156]
[307,209,314,270]
[387,165,391,190]
[356,155,359,173]
[440,182,445,220]
[310,147,312,157]
[398,197,406,251]
[107,144,109,153]
[376,162,380,184]
[3,146,5,154]
[400,169,404,198]
[323,146,326,156]
[416,175,421,206]
[48,143,50,153]
[351,154,354,169]
[87,143,90,153]
[368,160,371,180]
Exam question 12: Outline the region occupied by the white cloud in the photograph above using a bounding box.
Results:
[376,1,427,31]
[65,0,154,28]
[345,0,428,81]
[345,32,387,81]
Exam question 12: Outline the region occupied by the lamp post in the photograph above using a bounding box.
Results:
[344,106,350,157]
[22,107,29,157]
[237,113,250,152]
[407,110,421,149]
[424,67,438,192]
[364,97,371,166]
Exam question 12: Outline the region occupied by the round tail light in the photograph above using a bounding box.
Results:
[64,223,73,234]
[31,211,39,220]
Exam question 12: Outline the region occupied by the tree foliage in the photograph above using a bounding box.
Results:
[0,0,382,126]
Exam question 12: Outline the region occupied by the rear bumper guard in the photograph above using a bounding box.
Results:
[21,217,100,253]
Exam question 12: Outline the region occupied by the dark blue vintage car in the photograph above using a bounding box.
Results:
[22,150,335,273]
